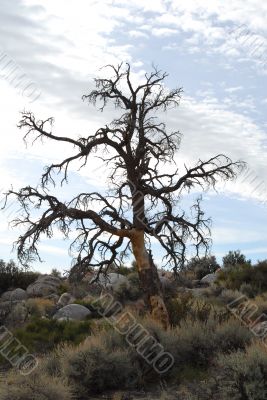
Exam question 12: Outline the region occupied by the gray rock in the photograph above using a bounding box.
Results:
[1,288,28,302]
[200,273,217,285]
[53,304,91,321]
[57,293,76,308]
[6,301,28,325]
[0,301,14,320]
[27,275,62,297]
[92,273,129,291]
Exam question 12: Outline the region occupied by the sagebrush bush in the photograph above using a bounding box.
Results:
[215,342,267,399]
[41,351,62,377]
[240,282,257,298]
[218,288,243,305]
[167,294,228,326]
[0,372,72,400]
[214,319,252,353]
[173,320,217,368]
[188,299,216,324]
[61,336,137,395]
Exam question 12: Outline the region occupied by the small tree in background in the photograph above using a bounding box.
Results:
[186,255,220,280]
[51,268,62,278]
[223,250,251,268]
[5,63,244,327]
[0,259,39,294]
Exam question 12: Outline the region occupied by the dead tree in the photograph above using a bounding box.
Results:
[5,63,244,328]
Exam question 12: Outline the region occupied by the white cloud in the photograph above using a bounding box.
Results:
[224,86,243,93]
[129,30,148,39]
[151,27,178,37]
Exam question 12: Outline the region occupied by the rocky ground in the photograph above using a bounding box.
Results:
[1,264,266,400]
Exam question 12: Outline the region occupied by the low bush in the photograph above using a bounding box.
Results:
[182,342,267,400]
[14,318,92,353]
[214,319,252,353]
[218,260,267,296]
[167,294,228,326]
[0,372,72,400]
[3,310,259,399]
[218,288,243,305]
[173,320,217,368]
[216,342,267,399]
[57,282,70,296]
[60,336,138,396]
[26,298,55,318]
[166,292,194,326]
[217,263,252,291]
[114,281,141,303]
[240,282,257,298]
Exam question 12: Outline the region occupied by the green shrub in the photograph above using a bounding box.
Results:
[218,260,267,295]
[0,372,72,400]
[7,313,256,399]
[167,292,194,326]
[57,282,70,296]
[167,294,228,326]
[114,282,141,303]
[14,318,92,353]
[217,264,252,291]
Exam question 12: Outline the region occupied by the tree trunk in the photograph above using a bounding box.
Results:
[131,229,170,329]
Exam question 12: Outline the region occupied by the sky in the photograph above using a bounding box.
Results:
[0,0,267,273]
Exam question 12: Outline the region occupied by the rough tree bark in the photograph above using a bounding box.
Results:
[131,229,170,328]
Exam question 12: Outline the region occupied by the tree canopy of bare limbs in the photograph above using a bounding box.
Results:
[5,63,244,327]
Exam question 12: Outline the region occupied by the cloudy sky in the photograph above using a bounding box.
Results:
[0,0,267,273]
